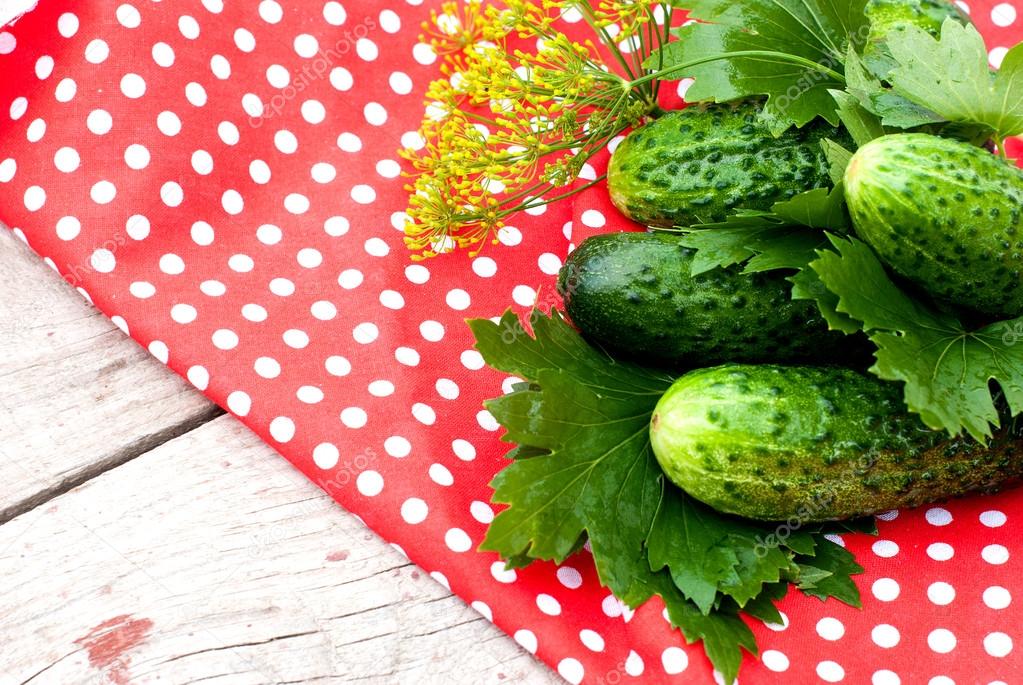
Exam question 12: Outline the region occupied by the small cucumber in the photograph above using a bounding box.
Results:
[607,101,847,228]
[558,233,858,366]
[650,364,1022,521]
[846,133,1023,316]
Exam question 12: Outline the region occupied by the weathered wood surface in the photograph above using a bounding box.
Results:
[0,227,557,684]
[0,228,220,523]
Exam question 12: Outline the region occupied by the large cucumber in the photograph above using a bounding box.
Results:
[650,364,1022,522]
[846,133,1023,316]
[558,233,857,366]
[607,101,846,228]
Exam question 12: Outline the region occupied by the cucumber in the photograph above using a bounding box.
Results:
[863,0,970,76]
[845,133,1023,316]
[650,364,1022,522]
[558,233,857,366]
[607,102,846,228]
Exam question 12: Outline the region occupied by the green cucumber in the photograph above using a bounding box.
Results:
[558,233,857,366]
[650,364,1022,522]
[607,102,847,228]
[863,0,970,76]
[846,133,1023,316]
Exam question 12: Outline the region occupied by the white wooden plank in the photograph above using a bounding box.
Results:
[0,415,559,685]
[0,227,219,520]
[0,0,35,27]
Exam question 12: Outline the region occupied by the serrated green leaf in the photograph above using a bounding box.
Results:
[844,46,945,127]
[795,538,863,606]
[789,267,863,334]
[809,235,1023,440]
[649,0,869,133]
[823,138,855,183]
[887,20,1023,137]
[739,583,789,626]
[829,88,886,146]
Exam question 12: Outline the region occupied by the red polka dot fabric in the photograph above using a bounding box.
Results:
[1,2,1022,683]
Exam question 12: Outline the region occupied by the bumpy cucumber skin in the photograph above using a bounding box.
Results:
[607,102,845,228]
[558,233,853,366]
[846,133,1023,316]
[650,365,1023,522]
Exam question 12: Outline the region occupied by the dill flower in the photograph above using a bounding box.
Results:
[400,0,674,260]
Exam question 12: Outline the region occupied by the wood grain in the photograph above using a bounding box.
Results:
[0,416,557,685]
[0,228,220,522]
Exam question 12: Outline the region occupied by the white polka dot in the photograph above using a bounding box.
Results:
[259,0,283,23]
[148,341,168,363]
[218,121,239,144]
[925,507,953,526]
[513,629,536,653]
[817,661,845,683]
[661,647,688,674]
[379,8,401,32]
[211,329,239,350]
[90,249,116,273]
[477,410,499,431]
[763,650,789,672]
[129,281,156,299]
[58,12,80,37]
[293,33,319,58]
[226,391,251,416]
[302,100,326,124]
[364,102,387,126]
[497,225,522,246]
[186,365,209,390]
[490,560,516,583]
[412,402,436,425]
[161,182,184,207]
[191,150,215,176]
[8,97,27,121]
[928,581,956,606]
[308,300,336,321]
[201,280,226,296]
[367,380,394,397]
[255,223,281,244]
[0,158,15,182]
[330,67,354,92]
[557,659,584,684]
[87,109,113,135]
[54,147,80,173]
[54,78,77,103]
[536,593,561,616]
[356,38,379,61]
[872,578,900,602]
[356,470,384,497]
[992,3,1017,26]
[452,439,476,462]
[211,54,231,79]
[116,4,141,28]
[241,304,267,322]
[816,617,845,641]
[984,632,1013,657]
[435,378,459,400]
[339,269,365,290]
[765,612,789,631]
[557,566,583,589]
[55,216,81,240]
[274,130,298,154]
[470,600,492,622]
[310,443,339,469]
[980,510,1007,527]
[871,624,900,648]
[424,463,451,487]
[35,56,54,80]
[254,357,281,379]
[983,544,1009,564]
[124,144,150,169]
[179,15,200,39]
[413,42,436,65]
[419,320,445,342]
[984,586,1011,609]
[871,540,899,558]
[283,329,310,349]
[401,498,428,524]
[581,209,606,228]
[90,181,116,205]
[85,39,110,64]
[268,278,292,296]
[460,350,484,371]
[625,651,644,676]
[928,628,956,653]
[123,215,149,241]
[120,73,146,99]
[170,303,197,324]
[991,46,1009,69]
[325,355,351,377]
[445,289,471,311]
[384,436,411,458]
[389,71,413,95]
[23,186,46,212]
[395,347,420,366]
[266,64,290,89]
[512,285,537,307]
[340,407,368,429]
[269,416,295,443]
[600,594,624,618]
[927,542,954,561]
[470,500,493,524]
[152,42,175,67]
[284,194,310,214]
[351,184,376,204]
[234,28,255,52]
[929,677,955,685]
[872,670,900,685]
[295,247,322,269]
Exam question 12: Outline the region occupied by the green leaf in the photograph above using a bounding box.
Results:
[795,538,864,607]
[740,583,789,626]
[809,235,1023,440]
[829,88,886,146]
[823,139,855,183]
[789,267,862,334]
[844,46,944,128]
[651,0,870,133]
[887,20,1023,138]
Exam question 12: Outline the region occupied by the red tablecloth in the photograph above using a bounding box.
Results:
[2,1,1022,683]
